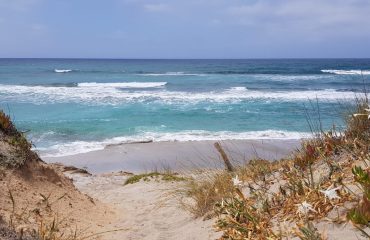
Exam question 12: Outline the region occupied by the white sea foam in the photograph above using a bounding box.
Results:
[54,69,73,73]
[36,141,107,157]
[321,69,370,75]
[138,72,205,76]
[0,84,357,105]
[229,86,248,91]
[77,82,167,88]
[36,130,309,157]
[253,74,329,81]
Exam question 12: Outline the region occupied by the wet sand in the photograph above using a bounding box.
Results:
[42,139,300,174]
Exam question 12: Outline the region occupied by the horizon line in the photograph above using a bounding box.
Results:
[1,57,370,60]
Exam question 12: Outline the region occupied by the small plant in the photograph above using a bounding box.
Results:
[347,208,369,225]
[35,218,126,240]
[347,166,370,225]
[124,172,185,185]
[182,171,233,217]
[36,218,63,240]
[215,197,277,239]
[352,166,370,199]
[293,142,319,189]
[346,100,370,143]
[0,109,33,168]
[239,159,273,182]
[0,110,13,133]
[214,176,278,240]
[296,221,325,240]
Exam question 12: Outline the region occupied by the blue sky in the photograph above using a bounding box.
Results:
[1,0,370,58]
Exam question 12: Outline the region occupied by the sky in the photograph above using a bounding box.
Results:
[0,0,370,58]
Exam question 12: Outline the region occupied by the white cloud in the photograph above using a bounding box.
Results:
[226,0,370,38]
[143,3,171,12]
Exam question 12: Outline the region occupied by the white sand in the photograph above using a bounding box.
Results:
[43,139,300,173]
[69,172,221,240]
[39,139,298,239]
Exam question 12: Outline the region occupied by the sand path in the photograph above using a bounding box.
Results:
[69,172,220,240]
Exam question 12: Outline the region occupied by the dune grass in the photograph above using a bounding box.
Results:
[0,110,33,168]
[181,171,234,218]
[182,96,370,239]
[124,171,186,185]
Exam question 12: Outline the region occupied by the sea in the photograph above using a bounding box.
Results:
[0,59,369,157]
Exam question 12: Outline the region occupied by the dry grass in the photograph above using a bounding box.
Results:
[182,95,370,239]
[35,218,128,240]
[181,170,234,218]
[124,171,185,185]
[296,222,326,240]
[4,185,126,240]
[1,111,127,240]
[0,110,14,134]
[0,110,33,168]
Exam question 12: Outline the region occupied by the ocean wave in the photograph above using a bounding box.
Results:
[0,84,358,105]
[35,83,78,87]
[321,69,370,75]
[206,70,254,74]
[36,130,309,157]
[137,72,205,76]
[54,69,73,73]
[252,74,330,81]
[229,86,248,91]
[77,82,167,88]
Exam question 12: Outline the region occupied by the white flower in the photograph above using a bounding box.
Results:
[232,175,243,187]
[296,201,317,215]
[353,113,370,119]
[220,199,226,207]
[319,186,341,200]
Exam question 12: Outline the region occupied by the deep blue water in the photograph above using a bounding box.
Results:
[0,59,369,157]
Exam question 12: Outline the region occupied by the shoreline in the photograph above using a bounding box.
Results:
[42,139,300,174]
[35,129,309,158]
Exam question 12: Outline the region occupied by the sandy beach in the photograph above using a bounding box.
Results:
[32,139,298,239]
[42,139,300,174]
[2,112,369,239]
[66,171,222,240]
[1,2,370,238]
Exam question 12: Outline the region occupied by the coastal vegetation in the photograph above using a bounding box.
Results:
[182,96,370,239]
[0,110,33,168]
[0,111,116,240]
[124,171,186,185]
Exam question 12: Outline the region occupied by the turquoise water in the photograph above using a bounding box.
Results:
[0,59,369,157]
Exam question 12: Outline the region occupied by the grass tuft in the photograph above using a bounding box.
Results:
[124,172,185,185]
[181,171,233,218]
[0,110,33,168]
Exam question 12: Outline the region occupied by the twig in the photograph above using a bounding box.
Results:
[214,142,234,172]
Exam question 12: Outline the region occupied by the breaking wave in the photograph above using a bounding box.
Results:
[77,82,167,88]
[137,72,205,76]
[0,84,357,105]
[321,69,370,75]
[54,69,73,73]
